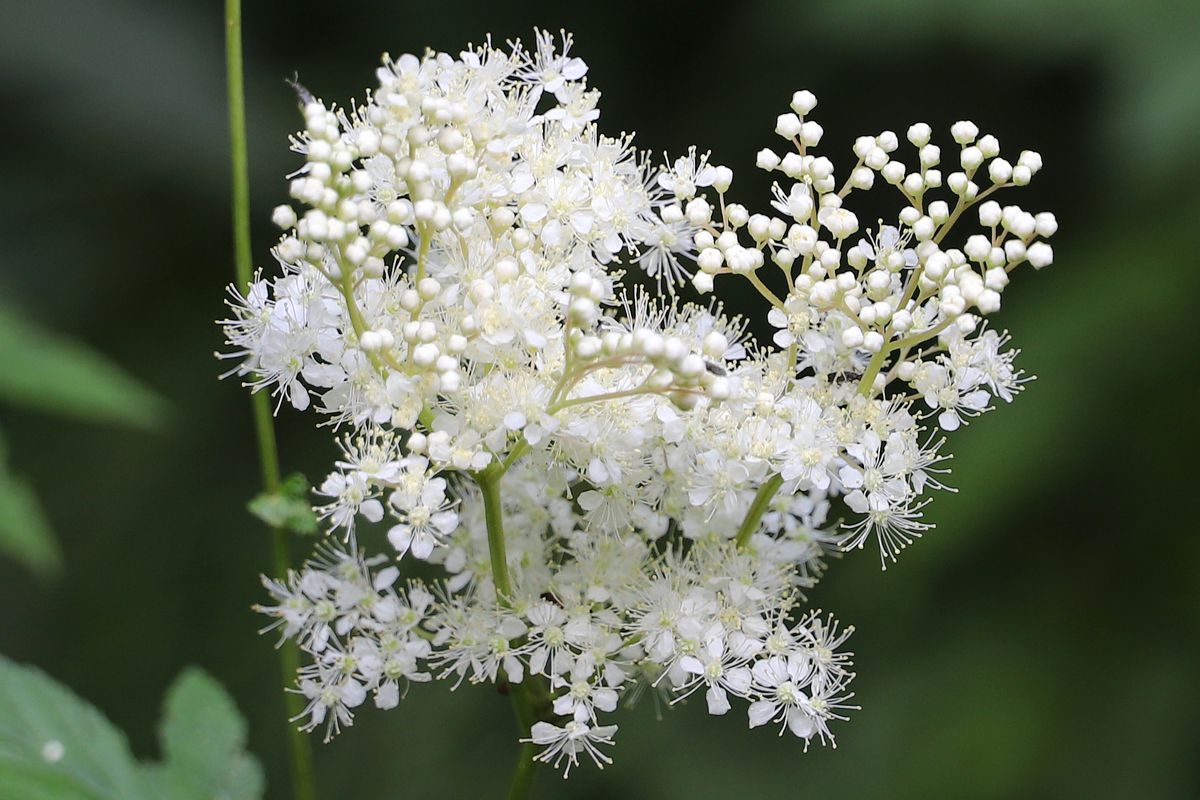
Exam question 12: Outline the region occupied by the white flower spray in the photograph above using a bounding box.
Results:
[222,29,1056,783]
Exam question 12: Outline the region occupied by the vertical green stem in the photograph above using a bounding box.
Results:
[506,742,539,800]
[476,466,514,602]
[225,3,317,799]
[475,466,541,799]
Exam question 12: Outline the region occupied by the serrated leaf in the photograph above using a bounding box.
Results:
[150,669,264,800]
[0,307,165,429]
[248,472,319,535]
[0,655,264,800]
[0,656,154,800]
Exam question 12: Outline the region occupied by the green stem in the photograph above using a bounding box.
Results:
[476,466,514,602]
[506,742,539,800]
[734,473,784,549]
[857,347,890,398]
[225,3,316,799]
[475,466,541,798]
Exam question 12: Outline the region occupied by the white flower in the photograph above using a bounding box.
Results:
[519,28,589,100]
[316,470,383,533]
[677,635,754,715]
[525,720,618,777]
[747,655,819,739]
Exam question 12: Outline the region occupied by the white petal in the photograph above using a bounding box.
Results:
[705,686,731,716]
[372,566,400,591]
[360,499,384,523]
[747,700,776,728]
[530,721,563,745]
[725,667,752,696]
[787,708,816,739]
[520,203,548,223]
[374,681,399,710]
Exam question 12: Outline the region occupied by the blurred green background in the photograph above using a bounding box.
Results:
[2,1,1198,798]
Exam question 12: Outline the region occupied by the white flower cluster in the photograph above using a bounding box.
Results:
[227,30,1055,777]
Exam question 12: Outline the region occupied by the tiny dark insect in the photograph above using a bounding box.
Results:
[705,360,727,377]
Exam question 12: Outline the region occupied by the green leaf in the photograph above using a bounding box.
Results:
[149,669,264,800]
[0,426,60,577]
[0,656,154,800]
[0,655,264,800]
[248,472,319,536]
[0,307,165,429]
[0,465,61,578]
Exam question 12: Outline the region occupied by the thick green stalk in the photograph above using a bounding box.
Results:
[225,3,316,799]
[476,466,514,602]
[734,473,784,549]
[475,466,541,798]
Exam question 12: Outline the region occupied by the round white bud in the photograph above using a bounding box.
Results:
[271,205,297,229]
[418,277,441,300]
[799,121,824,147]
[988,158,1013,184]
[881,161,906,185]
[791,90,818,114]
[1035,212,1058,237]
[964,234,991,261]
[748,214,771,242]
[412,343,439,368]
[494,257,519,282]
[679,354,706,378]
[912,216,936,241]
[984,266,1010,291]
[907,122,932,146]
[702,331,728,359]
[876,130,899,152]
[756,148,781,170]
[775,113,803,139]
[924,251,950,281]
[1004,239,1027,264]
[1026,242,1054,269]
[951,120,979,144]
[929,200,950,224]
[712,166,733,193]
[437,127,464,153]
[686,198,712,225]
[978,200,1003,227]
[698,247,724,274]
[977,288,1002,314]
[451,208,475,231]
[850,166,875,190]
[780,153,805,179]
